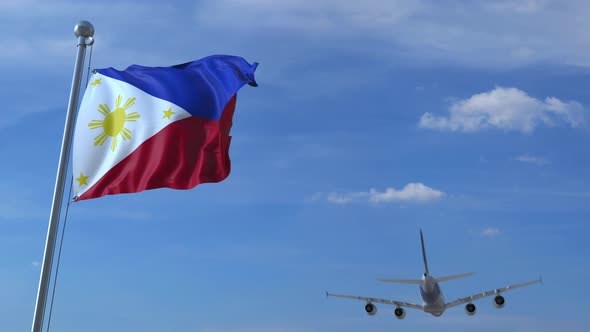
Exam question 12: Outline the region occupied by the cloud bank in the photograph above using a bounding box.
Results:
[419,87,586,133]
[6,1,590,69]
[481,227,501,237]
[196,0,590,68]
[316,182,445,205]
[516,154,549,165]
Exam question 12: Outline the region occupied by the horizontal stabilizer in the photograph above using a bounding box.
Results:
[435,272,475,283]
[377,278,422,284]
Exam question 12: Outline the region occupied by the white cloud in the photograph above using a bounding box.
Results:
[485,0,546,14]
[31,261,40,267]
[516,154,549,165]
[0,1,176,65]
[5,0,590,69]
[320,182,444,205]
[195,0,590,68]
[326,192,367,205]
[0,0,159,18]
[198,0,423,32]
[481,227,501,237]
[419,87,586,133]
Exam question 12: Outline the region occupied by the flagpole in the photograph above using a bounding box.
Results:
[31,20,94,332]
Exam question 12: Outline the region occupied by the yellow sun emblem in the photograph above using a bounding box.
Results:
[88,95,140,152]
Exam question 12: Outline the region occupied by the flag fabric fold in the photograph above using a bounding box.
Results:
[72,55,257,201]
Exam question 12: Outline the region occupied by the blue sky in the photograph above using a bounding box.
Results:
[1,0,589,331]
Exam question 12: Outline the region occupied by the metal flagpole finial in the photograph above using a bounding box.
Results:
[74,20,94,38]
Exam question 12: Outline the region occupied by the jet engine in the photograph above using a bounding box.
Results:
[493,295,505,308]
[394,307,406,319]
[465,303,477,316]
[365,303,377,316]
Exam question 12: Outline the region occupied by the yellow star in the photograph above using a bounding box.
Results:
[91,78,101,87]
[162,107,176,120]
[75,172,89,187]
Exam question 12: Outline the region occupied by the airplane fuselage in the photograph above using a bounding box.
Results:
[419,274,445,316]
[326,229,541,319]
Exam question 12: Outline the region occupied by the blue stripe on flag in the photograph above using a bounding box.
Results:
[96,55,258,120]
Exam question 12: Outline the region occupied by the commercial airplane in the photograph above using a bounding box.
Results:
[326,230,541,319]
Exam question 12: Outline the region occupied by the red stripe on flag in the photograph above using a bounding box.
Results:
[77,96,237,201]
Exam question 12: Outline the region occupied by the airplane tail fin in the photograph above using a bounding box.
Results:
[376,230,430,284]
[420,229,430,276]
[435,272,475,283]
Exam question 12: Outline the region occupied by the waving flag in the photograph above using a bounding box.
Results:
[72,55,257,201]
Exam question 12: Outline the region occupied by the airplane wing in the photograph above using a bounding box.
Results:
[444,278,541,309]
[326,291,423,310]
